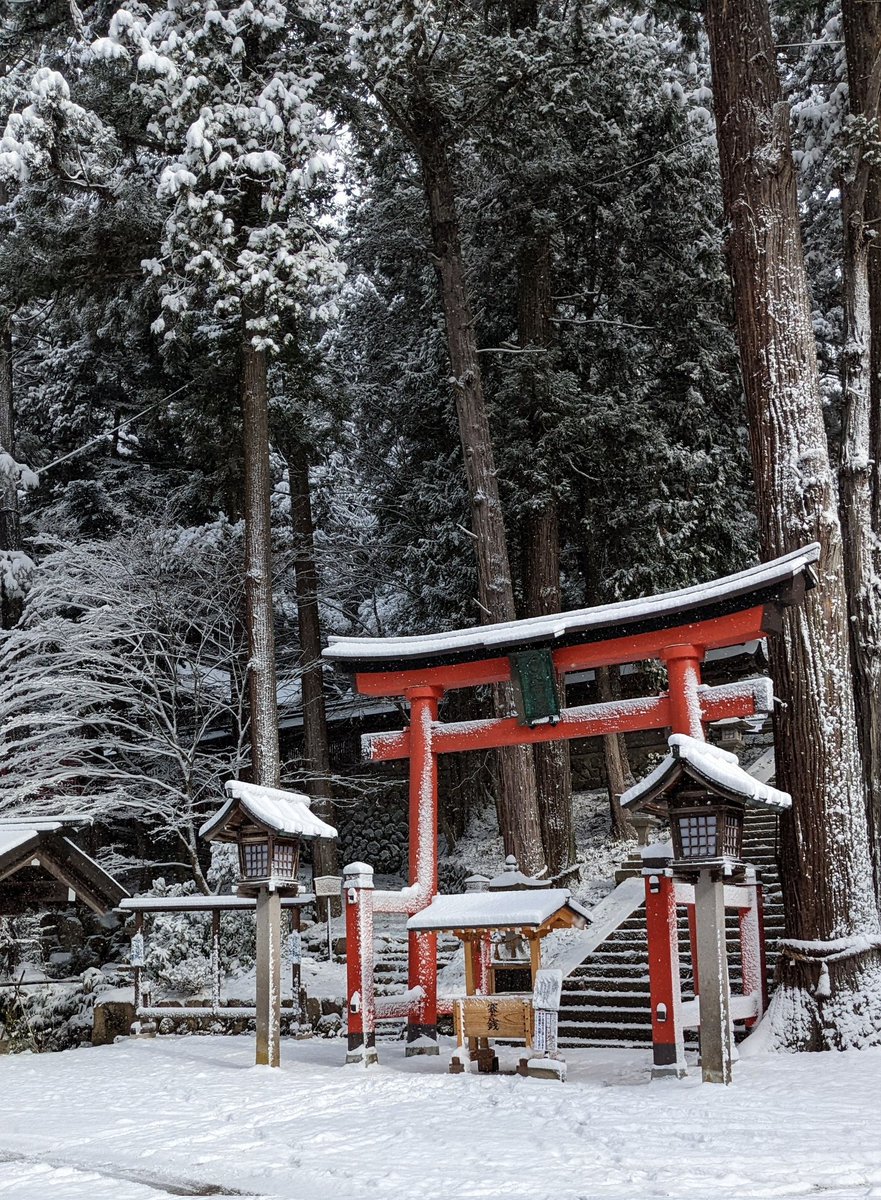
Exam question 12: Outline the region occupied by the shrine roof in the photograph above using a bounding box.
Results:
[199,780,338,842]
[621,734,792,812]
[0,820,129,914]
[406,889,591,933]
[324,544,819,674]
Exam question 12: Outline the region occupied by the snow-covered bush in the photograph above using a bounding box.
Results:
[138,878,255,999]
[0,967,114,1053]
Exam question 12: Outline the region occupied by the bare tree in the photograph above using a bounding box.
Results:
[0,524,254,892]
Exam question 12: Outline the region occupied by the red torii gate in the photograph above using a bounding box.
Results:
[324,544,819,1066]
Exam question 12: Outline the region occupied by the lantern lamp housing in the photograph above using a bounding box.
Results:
[667,790,745,866]
[199,780,339,897]
[620,733,791,872]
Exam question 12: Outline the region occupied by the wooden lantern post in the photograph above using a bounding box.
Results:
[200,779,338,1067]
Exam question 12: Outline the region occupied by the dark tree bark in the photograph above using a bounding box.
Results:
[410,90,546,877]
[596,666,636,840]
[241,305,280,789]
[705,0,881,1046]
[0,315,22,630]
[286,438,340,892]
[839,0,881,884]
[517,234,575,876]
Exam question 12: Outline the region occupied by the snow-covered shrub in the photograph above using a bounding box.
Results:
[139,878,255,998]
[0,967,115,1053]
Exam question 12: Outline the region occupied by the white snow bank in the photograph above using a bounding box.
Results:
[0,1036,879,1200]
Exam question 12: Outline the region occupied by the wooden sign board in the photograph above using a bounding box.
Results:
[313,875,342,898]
[456,996,533,1042]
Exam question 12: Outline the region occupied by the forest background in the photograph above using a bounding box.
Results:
[1,0,880,1049]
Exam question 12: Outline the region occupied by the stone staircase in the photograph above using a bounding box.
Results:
[373,912,460,1040]
[557,809,784,1048]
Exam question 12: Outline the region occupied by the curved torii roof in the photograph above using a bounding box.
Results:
[324,544,819,675]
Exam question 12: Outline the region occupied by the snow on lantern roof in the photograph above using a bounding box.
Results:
[621,733,792,812]
[406,888,590,933]
[200,780,338,843]
[323,544,819,672]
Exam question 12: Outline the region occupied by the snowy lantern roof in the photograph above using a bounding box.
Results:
[200,780,339,843]
[201,781,338,895]
[621,735,791,867]
[620,735,792,815]
[487,855,552,891]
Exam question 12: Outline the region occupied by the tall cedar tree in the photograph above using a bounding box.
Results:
[705,0,881,1047]
[340,0,547,875]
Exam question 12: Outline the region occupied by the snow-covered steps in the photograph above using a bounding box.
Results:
[372,913,460,1040]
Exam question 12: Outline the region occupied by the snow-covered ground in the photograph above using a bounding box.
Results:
[1,1035,879,1200]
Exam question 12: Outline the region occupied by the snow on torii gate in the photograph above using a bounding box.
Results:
[323,544,819,1065]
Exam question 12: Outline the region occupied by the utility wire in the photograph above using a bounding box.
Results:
[37,381,192,475]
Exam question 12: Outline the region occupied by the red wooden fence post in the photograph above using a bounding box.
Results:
[344,861,378,1066]
[644,853,687,1079]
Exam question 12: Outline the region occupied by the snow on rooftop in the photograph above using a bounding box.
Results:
[324,544,819,664]
[621,733,791,811]
[0,828,37,857]
[407,888,589,932]
[200,780,338,842]
[119,894,315,912]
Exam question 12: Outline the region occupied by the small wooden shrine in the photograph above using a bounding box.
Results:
[407,883,588,1075]
[0,817,128,915]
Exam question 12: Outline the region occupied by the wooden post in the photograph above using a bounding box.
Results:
[344,862,378,1066]
[645,865,687,1078]
[211,909,221,1014]
[739,867,766,1025]
[694,870,734,1084]
[255,887,282,1068]
[529,933,541,985]
[688,902,699,997]
[133,910,143,1011]
[405,685,442,1055]
[290,906,302,1024]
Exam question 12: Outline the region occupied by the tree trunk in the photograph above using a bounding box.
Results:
[0,315,22,630]
[596,666,636,840]
[705,0,881,1047]
[241,306,281,789]
[840,0,881,887]
[517,233,574,876]
[411,92,546,877]
[286,438,340,894]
